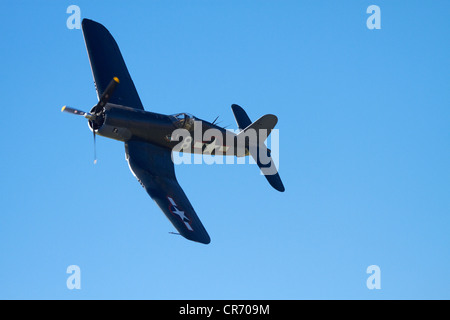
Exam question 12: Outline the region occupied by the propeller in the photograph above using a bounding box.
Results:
[61,106,93,119]
[91,77,120,115]
[61,77,120,164]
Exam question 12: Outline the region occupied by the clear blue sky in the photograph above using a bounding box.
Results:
[0,0,449,299]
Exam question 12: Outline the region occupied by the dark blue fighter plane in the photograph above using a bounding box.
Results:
[62,19,284,244]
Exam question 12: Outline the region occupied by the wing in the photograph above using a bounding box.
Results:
[82,19,144,110]
[125,140,211,244]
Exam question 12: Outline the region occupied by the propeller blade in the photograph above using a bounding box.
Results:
[61,106,93,120]
[93,129,97,164]
[61,78,119,165]
[92,77,120,114]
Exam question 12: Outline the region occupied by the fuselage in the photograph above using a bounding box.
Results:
[91,103,247,157]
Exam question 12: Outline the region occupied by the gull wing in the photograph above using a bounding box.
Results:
[82,19,144,110]
[125,140,211,244]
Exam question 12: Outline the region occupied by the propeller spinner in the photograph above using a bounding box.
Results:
[62,77,120,164]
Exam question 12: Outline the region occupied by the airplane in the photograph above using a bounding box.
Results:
[62,19,284,244]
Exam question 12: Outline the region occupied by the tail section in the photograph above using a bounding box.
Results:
[232,104,285,192]
[231,104,252,130]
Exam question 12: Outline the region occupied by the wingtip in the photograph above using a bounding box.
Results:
[199,238,211,245]
[81,18,108,33]
[271,178,285,192]
[81,18,94,28]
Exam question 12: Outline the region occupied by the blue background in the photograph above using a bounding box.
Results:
[0,0,449,299]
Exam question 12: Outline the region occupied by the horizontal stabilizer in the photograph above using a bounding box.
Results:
[249,144,285,192]
[232,104,285,192]
[241,114,278,141]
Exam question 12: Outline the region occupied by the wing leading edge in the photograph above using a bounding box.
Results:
[82,19,144,110]
[125,140,211,244]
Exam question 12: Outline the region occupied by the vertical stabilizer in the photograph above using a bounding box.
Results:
[232,104,285,192]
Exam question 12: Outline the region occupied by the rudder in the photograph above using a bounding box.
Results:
[232,104,285,192]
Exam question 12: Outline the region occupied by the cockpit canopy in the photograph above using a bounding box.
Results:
[170,113,196,130]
